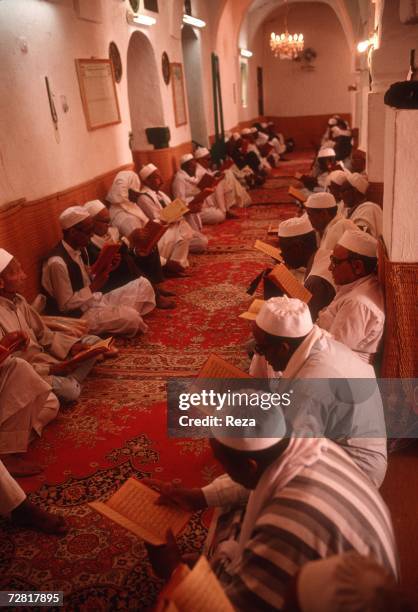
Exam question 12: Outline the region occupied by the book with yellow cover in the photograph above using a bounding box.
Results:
[267,223,279,235]
[156,556,234,612]
[89,478,191,545]
[288,186,307,203]
[254,239,283,262]
[239,299,265,321]
[160,198,190,224]
[64,337,115,368]
[135,220,168,256]
[198,354,253,379]
[267,264,312,303]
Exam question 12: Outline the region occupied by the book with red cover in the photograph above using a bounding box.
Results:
[197,173,217,190]
[135,220,168,256]
[90,242,120,276]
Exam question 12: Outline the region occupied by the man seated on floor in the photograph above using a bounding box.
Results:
[0,459,67,535]
[0,248,105,404]
[194,147,248,213]
[241,128,272,174]
[340,173,383,238]
[317,229,385,364]
[136,164,194,269]
[0,331,59,477]
[325,169,347,213]
[249,297,387,487]
[42,206,155,337]
[305,192,355,250]
[227,133,265,187]
[299,147,338,192]
[145,406,396,610]
[172,154,216,249]
[84,199,175,309]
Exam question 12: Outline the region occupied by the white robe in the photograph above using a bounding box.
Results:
[348,201,383,238]
[0,294,98,402]
[320,213,356,250]
[172,169,209,252]
[137,187,192,267]
[194,164,226,224]
[317,274,385,362]
[0,459,26,515]
[42,241,155,338]
[223,168,251,208]
[0,356,59,454]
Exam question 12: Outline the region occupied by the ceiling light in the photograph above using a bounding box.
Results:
[182,14,206,28]
[126,11,156,26]
[240,48,253,58]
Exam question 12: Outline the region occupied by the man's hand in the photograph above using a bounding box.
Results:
[145,529,182,580]
[142,478,207,512]
[0,331,30,353]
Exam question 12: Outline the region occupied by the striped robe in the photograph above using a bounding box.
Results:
[204,441,398,611]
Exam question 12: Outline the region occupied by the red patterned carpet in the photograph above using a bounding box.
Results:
[0,161,304,610]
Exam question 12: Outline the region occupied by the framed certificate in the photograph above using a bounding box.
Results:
[171,62,188,127]
[75,59,121,130]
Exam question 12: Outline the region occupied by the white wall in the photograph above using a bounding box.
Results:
[260,2,352,117]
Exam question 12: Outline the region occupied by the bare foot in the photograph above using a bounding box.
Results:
[156,295,176,310]
[11,499,68,536]
[157,286,176,297]
[2,454,43,478]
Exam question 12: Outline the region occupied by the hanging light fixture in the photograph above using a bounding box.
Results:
[270,0,304,60]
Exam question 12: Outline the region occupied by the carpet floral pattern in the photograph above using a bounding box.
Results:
[0,156,311,610]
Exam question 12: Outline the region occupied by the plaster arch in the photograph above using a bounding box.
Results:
[127,30,165,150]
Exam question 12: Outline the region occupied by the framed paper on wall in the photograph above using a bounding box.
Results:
[171,62,188,127]
[75,59,121,130]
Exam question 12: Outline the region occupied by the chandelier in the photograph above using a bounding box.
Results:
[270,1,304,60]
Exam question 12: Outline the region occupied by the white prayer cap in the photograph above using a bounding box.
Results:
[325,170,348,187]
[250,127,258,133]
[139,163,158,181]
[256,296,313,338]
[297,551,397,612]
[328,117,338,126]
[331,126,351,138]
[194,147,210,159]
[257,133,269,144]
[241,128,252,135]
[346,172,369,194]
[338,228,377,257]
[0,248,13,274]
[232,132,241,141]
[305,192,337,209]
[59,206,90,230]
[84,199,106,218]
[260,122,268,129]
[180,153,194,166]
[317,147,336,158]
[212,390,286,451]
[278,214,314,238]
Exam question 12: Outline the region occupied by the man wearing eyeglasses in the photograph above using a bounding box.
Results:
[317,228,384,364]
[42,206,155,337]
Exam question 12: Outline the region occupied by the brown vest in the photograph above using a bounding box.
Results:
[42,242,88,316]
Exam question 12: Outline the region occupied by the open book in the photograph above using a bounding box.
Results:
[90,242,121,276]
[288,186,307,204]
[160,198,190,224]
[135,220,168,256]
[254,239,283,262]
[239,299,265,321]
[89,478,191,545]
[63,337,115,368]
[267,264,312,303]
[198,354,252,379]
[267,222,279,235]
[197,173,217,190]
[156,556,234,612]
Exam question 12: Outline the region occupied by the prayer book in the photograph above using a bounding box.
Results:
[135,220,168,256]
[267,222,279,235]
[239,298,265,321]
[90,242,120,276]
[89,478,191,545]
[198,354,252,379]
[197,173,217,190]
[160,198,190,224]
[267,264,312,303]
[288,186,307,203]
[254,239,283,262]
[294,171,303,180]
[63,337,115,368]
[156,556,234,612]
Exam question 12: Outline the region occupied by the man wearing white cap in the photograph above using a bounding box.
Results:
[42,205,155,337]
[145,399,396,609]
[84,200,175,309]
[0,248,103,405]
[299,148,337,193]
[172,154,217,252]
[192,148,226,224]
[241,128,272,172]
[317,229,384,363]
[305,191,356,250]
[0,459,67,534]
[266,122,287,157]
[340,173,383,238]
[107,170,150,238]
[325,169,347,213]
